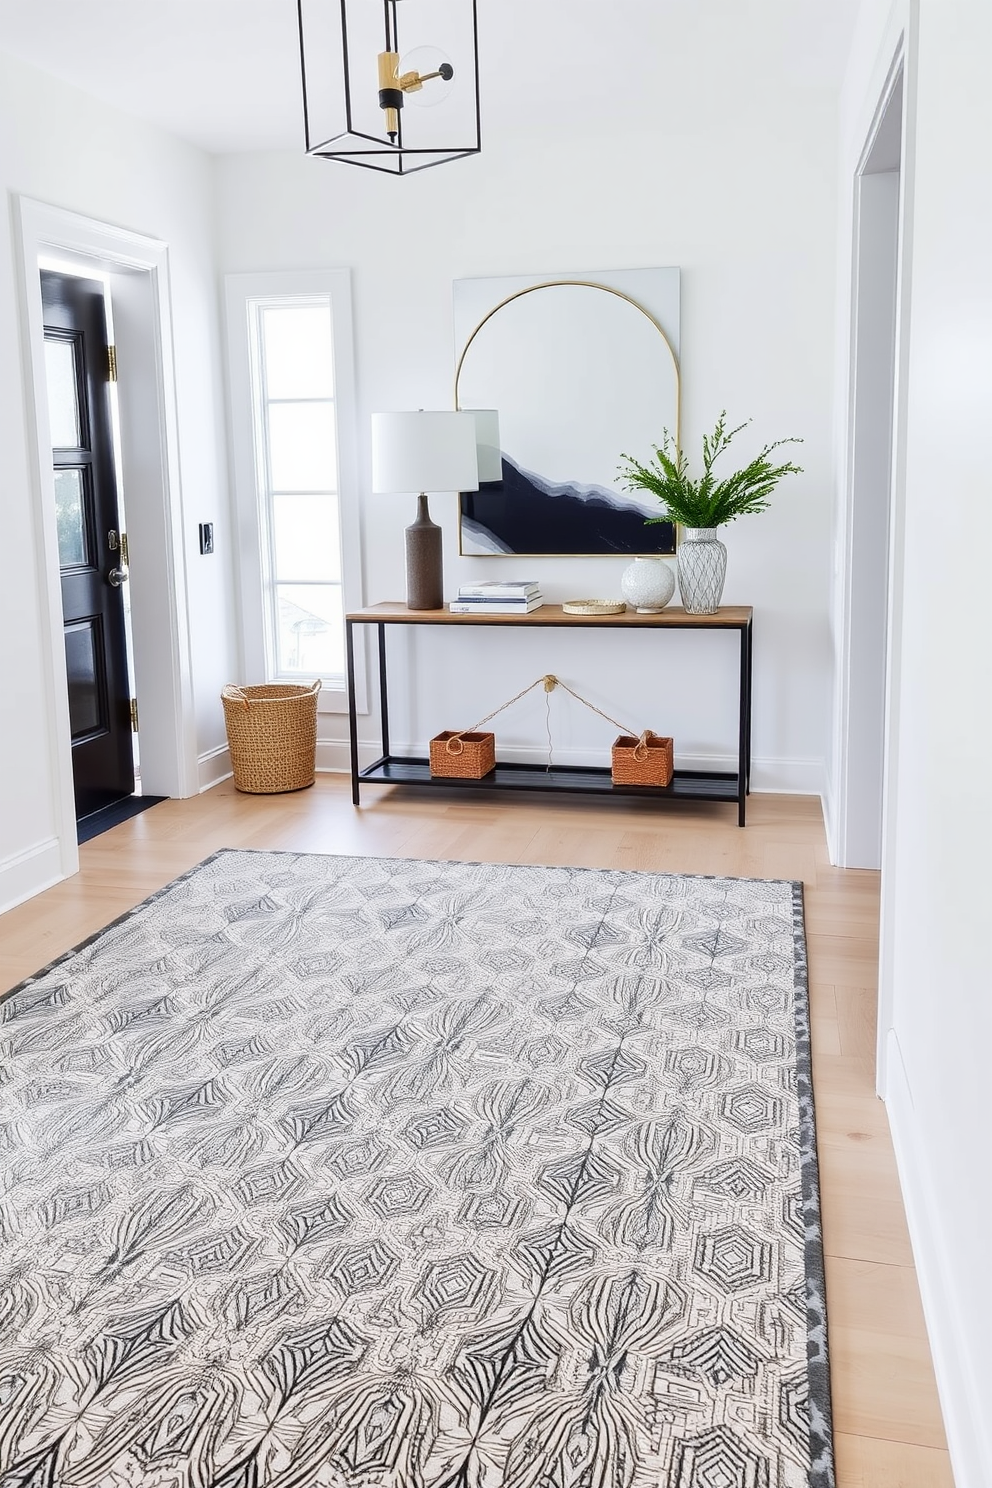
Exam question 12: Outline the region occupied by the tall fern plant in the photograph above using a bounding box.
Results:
[619,413,803,529]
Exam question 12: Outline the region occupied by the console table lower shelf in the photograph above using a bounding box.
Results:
[346,603,753,825]
[357,757,741,804]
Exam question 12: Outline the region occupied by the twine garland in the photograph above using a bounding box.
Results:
[446,675,657,765]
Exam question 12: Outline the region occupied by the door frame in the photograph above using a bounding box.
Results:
[15,197,198,882]
[831,51,907,876]
[827,30,917,1098]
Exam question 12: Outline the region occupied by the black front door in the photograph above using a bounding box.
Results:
[41,270,134,820]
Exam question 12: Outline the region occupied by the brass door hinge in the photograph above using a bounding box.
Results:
[130,698,139,733]
[107,345,118,383]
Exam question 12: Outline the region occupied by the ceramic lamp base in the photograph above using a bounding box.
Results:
[405,493,443,610]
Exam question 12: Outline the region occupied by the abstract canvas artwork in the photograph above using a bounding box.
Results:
[461,455,678,557]
[454,269,681,557]
[0,851,834,1487]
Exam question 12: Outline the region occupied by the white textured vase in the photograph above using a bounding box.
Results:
[620,557,676,613]
[677,528,728,614]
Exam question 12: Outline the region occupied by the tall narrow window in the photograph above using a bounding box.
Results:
[248,298,344,682]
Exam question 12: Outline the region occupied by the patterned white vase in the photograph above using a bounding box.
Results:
[620,556,676,613]
[677,528,727,614]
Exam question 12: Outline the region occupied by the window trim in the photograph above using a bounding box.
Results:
[225,269,365,714]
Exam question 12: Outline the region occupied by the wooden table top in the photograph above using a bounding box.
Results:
[347,603,753,628]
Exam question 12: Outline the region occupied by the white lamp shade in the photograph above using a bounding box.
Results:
[467,409,502,483]
[371,411,479,494]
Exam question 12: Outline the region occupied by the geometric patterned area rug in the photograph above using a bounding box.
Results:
[0,850,834,1488]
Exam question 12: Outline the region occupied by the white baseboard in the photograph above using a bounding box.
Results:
[316,739,365,774]
[713,753,823,796]
[198,744,233,792]
[322,741,824,796]
[884,1030,992,1488]
[0,836,64,915]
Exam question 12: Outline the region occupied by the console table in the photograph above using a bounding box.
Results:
[345,603,753,825]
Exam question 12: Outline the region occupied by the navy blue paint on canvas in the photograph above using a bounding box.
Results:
[460,454,676,556]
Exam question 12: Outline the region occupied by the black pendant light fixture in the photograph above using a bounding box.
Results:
[297,0,481,175]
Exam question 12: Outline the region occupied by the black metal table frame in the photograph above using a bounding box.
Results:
[346,611,753,825]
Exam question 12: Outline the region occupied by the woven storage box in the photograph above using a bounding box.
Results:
[429,731,496,779]
[221,681,321,793]
[612,731,674,787]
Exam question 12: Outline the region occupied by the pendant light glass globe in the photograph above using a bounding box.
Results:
[400,46,456,107]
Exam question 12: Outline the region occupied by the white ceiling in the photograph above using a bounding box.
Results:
[0,1,864,156]
[0,0,302,152]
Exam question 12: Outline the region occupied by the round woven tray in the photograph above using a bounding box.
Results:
[561,599,627,615]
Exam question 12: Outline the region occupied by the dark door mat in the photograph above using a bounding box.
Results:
[77,796,167,845]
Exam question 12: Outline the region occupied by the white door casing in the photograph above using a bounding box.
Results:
[15,197,198,887]
[832,61,906,877]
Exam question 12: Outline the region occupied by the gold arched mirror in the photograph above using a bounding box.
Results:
[454,276,680,557]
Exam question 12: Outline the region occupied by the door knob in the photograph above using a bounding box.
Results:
[108,566,129,587]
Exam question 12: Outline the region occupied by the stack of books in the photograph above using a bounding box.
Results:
[449,580,543,615]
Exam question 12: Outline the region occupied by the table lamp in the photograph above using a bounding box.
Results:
[371,410,480,609]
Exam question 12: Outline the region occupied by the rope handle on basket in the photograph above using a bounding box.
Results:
[222,679,322,711]
[447,675,649,751]
[632,730,657,761]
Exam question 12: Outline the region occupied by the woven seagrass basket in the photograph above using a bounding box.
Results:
[612,731,674,787]
[221,681,321,793]
[429,731,497,779]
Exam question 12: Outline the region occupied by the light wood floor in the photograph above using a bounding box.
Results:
[0,780,954,1487]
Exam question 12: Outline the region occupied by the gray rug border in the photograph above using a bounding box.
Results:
[1,849,836,1484]
[790,879,836,1488]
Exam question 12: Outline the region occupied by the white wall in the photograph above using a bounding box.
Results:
[214,9,843,790]
[838,2,992,1482]
[0,49,238,908]
[885,2,992,1481]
